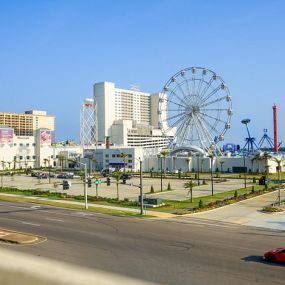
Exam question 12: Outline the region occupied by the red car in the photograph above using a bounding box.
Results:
[264,248,285,262]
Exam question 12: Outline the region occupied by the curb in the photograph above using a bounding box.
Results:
[0,228,45,245]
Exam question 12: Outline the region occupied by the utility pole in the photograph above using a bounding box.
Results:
[243,153,247,189]
[140,159,143,215]
[160,157,163,192]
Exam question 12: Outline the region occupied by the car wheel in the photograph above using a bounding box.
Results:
[267,255,276,262]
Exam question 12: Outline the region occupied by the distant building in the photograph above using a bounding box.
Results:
[93,81,175,151]
[0,110,55,137]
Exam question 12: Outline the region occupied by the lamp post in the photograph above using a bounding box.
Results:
[48,157,51,184]
[139,159,143,215]
[243,152,247,189]
[160,156,163,192]
[197,154,200,186]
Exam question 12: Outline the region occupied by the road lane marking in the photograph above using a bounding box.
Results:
[21,222,41,227]
[30,206,41,209]
[46,218,64,222]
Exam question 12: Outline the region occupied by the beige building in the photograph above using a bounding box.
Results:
[0,110,55,137]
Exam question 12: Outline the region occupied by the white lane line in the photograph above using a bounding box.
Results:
[176,219,238,228]
[21,222,41,227]
[46,218,64,222]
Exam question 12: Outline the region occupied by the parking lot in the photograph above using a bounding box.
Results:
[1,174,248,201]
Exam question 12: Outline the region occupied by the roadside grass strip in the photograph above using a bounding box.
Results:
[0,194,149,218]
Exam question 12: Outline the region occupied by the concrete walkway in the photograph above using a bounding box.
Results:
[186,189,285,231]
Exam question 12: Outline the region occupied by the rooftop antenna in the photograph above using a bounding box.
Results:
[130,84,140,91]
[241,119,259,154]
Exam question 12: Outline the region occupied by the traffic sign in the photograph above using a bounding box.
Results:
[271,179,285,184]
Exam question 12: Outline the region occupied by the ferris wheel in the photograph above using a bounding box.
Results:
[158,67,233,153]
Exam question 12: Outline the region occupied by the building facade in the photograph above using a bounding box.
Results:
[93,82,175,150]
[0,110,55,137]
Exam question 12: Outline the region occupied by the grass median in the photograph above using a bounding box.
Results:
[0,192,148,218]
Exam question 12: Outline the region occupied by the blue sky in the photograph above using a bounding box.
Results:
[0,0,284,146]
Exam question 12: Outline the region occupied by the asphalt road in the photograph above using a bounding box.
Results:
[0,200,285,285]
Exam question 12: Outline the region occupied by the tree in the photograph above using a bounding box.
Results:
[7,162,12,170]
[184,179,195,202]
[43,158,49,169]
[87,155,96,175]
[253,153,262,173]
[120,153,128,174]
[112,171,121,200]
[160,150,169,177]
[57,154,65,172]
[1,160,6,171]
[261,152,272,178]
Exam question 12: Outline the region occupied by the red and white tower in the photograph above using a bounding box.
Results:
[273,103,278,153]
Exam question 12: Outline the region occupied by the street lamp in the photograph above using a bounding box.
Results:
[243,152,247,189]
[196,154,200,186]
[139,158,143,215]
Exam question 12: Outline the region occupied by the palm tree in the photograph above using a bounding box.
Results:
[120,152,128,174]
[184,179,195,202]
[160,150,169,177]
[253,153,262,173]
[87,155,96,175]
[57,154,65,172]
[261,152,272,178]
[7,162,12,170]
[1,160,6,171]
[112,171,121,200]
[208,153,215,196]
[13,157,17,170]
[43,158,49,169]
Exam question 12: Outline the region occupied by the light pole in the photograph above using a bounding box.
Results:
[160,156,163,192]
[48,157,51,184]
[197,154,200,186]
[139,159,143,215]
[243,152,247,189]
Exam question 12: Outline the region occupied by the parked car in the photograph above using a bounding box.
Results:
[120,173,132,180]
[264,248,285,262]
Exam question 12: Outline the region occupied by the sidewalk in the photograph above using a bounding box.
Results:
[188,189,285,231]
[0,193,176,219]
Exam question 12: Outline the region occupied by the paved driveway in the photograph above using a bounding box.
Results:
[182,189,285,231]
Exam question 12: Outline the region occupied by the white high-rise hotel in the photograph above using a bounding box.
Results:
[94,82,174,150]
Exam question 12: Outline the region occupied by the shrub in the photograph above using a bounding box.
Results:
[262,206,283,213]
[150,185,154,193]
[167,182,171,191]
[198,199,204,208]
[234,190,238,198]
[253,177,256,183]
[251,186,255,193]
[202,179,207,185]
